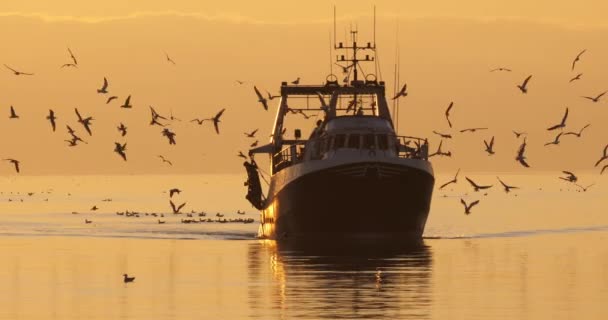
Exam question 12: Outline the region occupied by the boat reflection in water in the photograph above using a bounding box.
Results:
[247,239,433,319]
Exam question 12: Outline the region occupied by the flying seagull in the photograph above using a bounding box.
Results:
[517,75,532,94]
[201,108,226,134]
[120,95,132,109]
[483,136,495,155]
[117,123,127,136]
[169,188,181,198]
[9,106,19,119]
[97,77,109,94]
[238,151,248,159]
[465,177,493,192]
[4,159,20,173]
[114,142,127,161]
[516,138,530,167]
[575,183,595,192]
[490,67,512,72]
[165,52,176,65]
[158,155,173,166]
[61,47,78,68]
[559,171,578,183]
[161,128,177,145]
[439,169,460,190]
[581,91,607,103]
[564,124,590,138]
[544,132,564,146]
[106,96,118,104]
[75,108,93,135]
[497,177,519,193]
[429,140,451,157]
[571,49,586,71]
[512,131,527,138]
[150,106,167,126]
[547,107,569,131]
[433,131,452,139]
[461,199,480,215]
[460,127,488,133]
[4,64,33,76]
[392,83,408,100]
[170,200,186,214]
[244,129,258,138]
[254,86,268,111]
[267,91,280,100]
[46,109,57,131]
[569,73,582,83]
[445,102,454,128]
[594,144,608,167]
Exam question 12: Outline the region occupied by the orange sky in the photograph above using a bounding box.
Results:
[0,1,607,175]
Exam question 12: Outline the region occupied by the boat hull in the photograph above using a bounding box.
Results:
[259,161,434,240]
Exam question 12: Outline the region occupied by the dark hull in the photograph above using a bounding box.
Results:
[260,162,434,240]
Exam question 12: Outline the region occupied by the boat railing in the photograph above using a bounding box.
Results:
[273,144,305,173]
[392,135,429,160]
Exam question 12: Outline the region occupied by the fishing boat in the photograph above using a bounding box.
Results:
[244,29,434,240]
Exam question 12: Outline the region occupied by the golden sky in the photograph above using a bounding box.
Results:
[0,1,607,175]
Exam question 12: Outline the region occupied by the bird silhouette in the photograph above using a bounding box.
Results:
[291,77,300,85]
[433,131,452,139]
[46,109,57,131]
[483,136,495,155]
[254,86,269,111]
[516,138,530,167]
[459,127,488,133]
[169,188,181,198]
[267,91,280,100]
[75,108,93,135]
[4,159,20,173]
[149,106,167,126]
[594,144,608,167]
[445,102,454,128]
[205,108,226,134]
[575,183,595,192]
[438,169,460,190]
[117,123,127,136]
[544,132,564,146]
[9,106,19,119]
[512,131,527,138]
[61,47,78,68]
[460,199,480,215]
[559,171,578,183]
[517,75,532,93]
[165,52,176,65]
[97,77,109,94]
[120,95,132,109]
[250,140,259,148]
[66,125,86,144]
[392,83,408,100]
[238,151,248,159]
[497,177,519,193]
[571,49,586,71]
[114,142,127,161]
[161,128,177,145]
[123,274,135,283]
[547,107,569,131]
[106,96,118,104]
[601,165,608,175]
[429,140,451,157]
[465,177,492,192]
[490,67,512,72]
[170,200,186,214]
[4,64,33,76]
[564,124,590,138]
[581,91,607,103]
[158,155,173,166]
[569,73,582,83]
[244,129,258,138]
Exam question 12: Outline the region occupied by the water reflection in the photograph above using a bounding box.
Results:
[248,240,433,319]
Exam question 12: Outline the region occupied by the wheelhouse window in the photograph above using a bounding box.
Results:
[347,134,361,149]
[377,134,389,150]
[333,134,346,150]
[363,134,375,149]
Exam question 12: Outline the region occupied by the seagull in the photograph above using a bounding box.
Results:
[97,77,109,94]
[46,109,57,131]
[291,77,300,85]
[445,102,454,128]
[120,95,133,109]
[497,177,519,193]
[235,80,245,85]
[253,86,268,111]
[150,106,167,126]
[465,177,493,192]
[4,159,20,173]
[564,124,590,138]
[169,188,181,198]
[66,125,86,144]
[91,205,98,211]
[61,47,78,68]
[432,131,452,139]
[244,129,258,138]
[190,118,205,125]
[483,136,495,155]
[123,274,135,283]
[75,108,93,135]
[165,52,176,65]
[575,183,595,192]
[170,200,186,214]
[238,151,248,159]
[429,140,451,157]
[512,131,527,138]
[4,64,33,76]
[114,142,127,161]
[392,83,408,100]
[85,219,93,224]
[581,91,607,103]
[571,49,586,71]
[547,107,569,131]
[490,67,512,72]
[461,199,480,215]
[105,96,118,104]
[460,127,488,133]
[595,144,608,167]
[267,91,280,100]
[206,108,226,134]
[517,75,532,94]
[569,73,583,83]
[61,62,77,68]
[250,140,259,148]
[559,171,578,183]
[117,123,127,136]
[161,128,177,145]
[9,106,19,119]
[544,132,564,146]
[439,169,460,190]
[516,138,530,168]
[158,155,173,166]
[65,138,78,147]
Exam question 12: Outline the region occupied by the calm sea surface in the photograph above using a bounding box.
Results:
[0,174,607,319]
